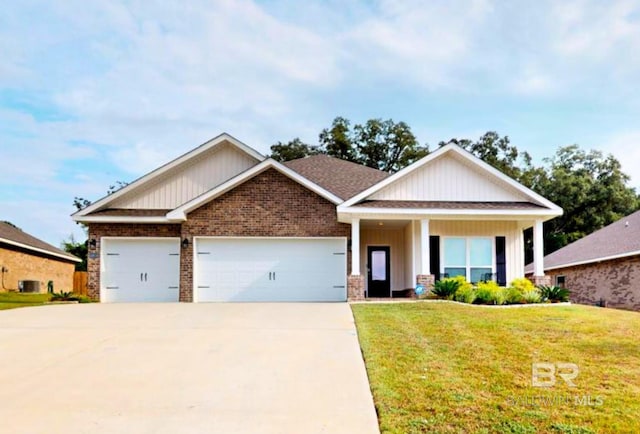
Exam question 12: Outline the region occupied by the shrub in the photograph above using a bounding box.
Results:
[538,285,570,302]
[454,285,476,304]
[510,277,536,293]
[475,281,506,305]
[431,278,460,299]
[522,288,542,303]
[504,286,524,304]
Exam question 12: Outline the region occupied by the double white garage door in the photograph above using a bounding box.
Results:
[101,238,346,302]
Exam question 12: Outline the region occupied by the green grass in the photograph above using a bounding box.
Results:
[352,302,640,433]
[0,292,52,310]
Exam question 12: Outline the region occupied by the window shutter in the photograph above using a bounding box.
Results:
[429,236,440,281]
[495,236,507,286]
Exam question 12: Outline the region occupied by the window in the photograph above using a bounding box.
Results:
[556,275,566,288]
[443,237,493,283]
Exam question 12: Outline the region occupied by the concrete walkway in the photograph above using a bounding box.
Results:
[0,303,379,434]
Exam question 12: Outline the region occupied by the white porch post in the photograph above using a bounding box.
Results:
[533,219,544,276]
[420,219,430,275]
[351,218,360,275]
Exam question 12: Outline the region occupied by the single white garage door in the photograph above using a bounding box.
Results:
[101,238,180,302]
[195,238,347,302]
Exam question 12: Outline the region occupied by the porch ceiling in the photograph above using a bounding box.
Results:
[360,219,411,229]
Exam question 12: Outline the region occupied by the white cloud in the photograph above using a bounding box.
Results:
[603,130,640,189]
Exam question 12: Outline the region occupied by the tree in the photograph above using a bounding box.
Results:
[274,116,429,173]
[61,235,88,271]
[319,116,356,161]
[355,119,429,172]
[537,145,639,253]
[269,138,319,162]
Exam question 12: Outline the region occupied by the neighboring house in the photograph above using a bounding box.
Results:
[72,133,562,303]
[0,222,81,293]
[526,210,640,311]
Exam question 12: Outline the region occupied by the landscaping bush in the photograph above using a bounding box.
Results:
[510,277,536,293]
[504,286,524,304]
[454,285,476,304]
[431,278,460,299]
[475,281,506,305]
[522,288,542,303]
[50,291,93,303]
[538,285,570,302]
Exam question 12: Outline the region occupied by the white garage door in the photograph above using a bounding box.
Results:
[101,238,180,302]
[195,238,347,302]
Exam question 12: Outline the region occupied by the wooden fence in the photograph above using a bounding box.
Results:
[73,272,88,295]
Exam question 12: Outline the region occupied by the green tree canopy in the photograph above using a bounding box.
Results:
[272,116,429,173]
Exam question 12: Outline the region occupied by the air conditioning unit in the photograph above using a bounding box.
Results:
[18,280,40,293]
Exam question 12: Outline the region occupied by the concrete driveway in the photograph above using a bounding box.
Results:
[0,303,379,434]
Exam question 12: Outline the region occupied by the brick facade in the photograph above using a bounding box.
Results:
[548,256,640,311]
[87,224,181,300]
[180,168,350,301]
[347,275,365,301]
[0,246,75,293]
[87,169,350,302]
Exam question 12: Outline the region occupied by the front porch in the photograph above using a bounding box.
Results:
[346,217,548,300]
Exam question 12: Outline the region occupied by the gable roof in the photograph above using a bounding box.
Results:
[283,154,389,200]
[166,159,343,221]
[339,143,562,216]
[0,222,81,263]
[528,209,640,272]
[73,133,264,218]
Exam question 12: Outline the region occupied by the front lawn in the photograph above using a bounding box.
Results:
[0,292,52,310]
[352,302,640,433]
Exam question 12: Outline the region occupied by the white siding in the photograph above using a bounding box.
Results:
[360,227,409,292]
[111,142,258,209]
[369,153,529,202]
[430,220,524,284]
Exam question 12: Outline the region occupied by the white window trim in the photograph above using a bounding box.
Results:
[441,236,495,282]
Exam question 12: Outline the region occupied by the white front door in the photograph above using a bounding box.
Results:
[194,238,347,302]
[101,238,180,302]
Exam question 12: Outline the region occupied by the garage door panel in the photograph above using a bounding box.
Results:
[195,238,346,302]
[101,239,180,303]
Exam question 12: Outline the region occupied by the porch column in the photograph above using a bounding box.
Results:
[351,218,360,275]
[420,219,430,275]
[533,219,544,276]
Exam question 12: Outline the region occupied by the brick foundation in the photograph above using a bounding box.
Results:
[347,275,365,301]
[529,275,551,287]
[416,274,435,298]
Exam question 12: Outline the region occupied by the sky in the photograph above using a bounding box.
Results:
[2,0,640,247]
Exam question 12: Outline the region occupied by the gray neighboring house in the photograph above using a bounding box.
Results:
[526,210,640,311]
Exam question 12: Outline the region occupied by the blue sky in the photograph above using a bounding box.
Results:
[2,0,640,247]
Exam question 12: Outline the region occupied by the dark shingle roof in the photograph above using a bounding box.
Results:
[284,155,389,200]
[352,200,546,210]
[87,209,171,217]
[0,222,80,262]
[527,209,640,271]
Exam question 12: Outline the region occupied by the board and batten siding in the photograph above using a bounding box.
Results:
[428,220,524,285]
[369,154,529,202]
[360,227,408,293]
[111,142,259,209]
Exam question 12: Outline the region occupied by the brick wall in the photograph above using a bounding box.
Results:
[87,224,181,300]
[0,246,75,293]
[548,255,640,311]
[180,168,350,301]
